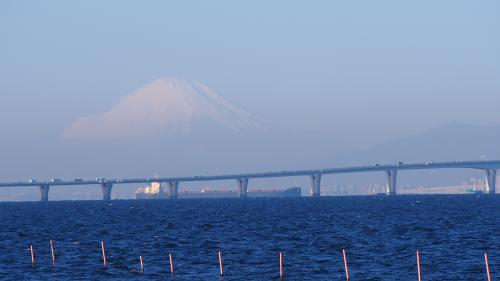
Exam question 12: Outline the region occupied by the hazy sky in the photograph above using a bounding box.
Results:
[0,1,499,199]
[2,1,499,143]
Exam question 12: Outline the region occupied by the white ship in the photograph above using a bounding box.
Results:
[135,182,170,199]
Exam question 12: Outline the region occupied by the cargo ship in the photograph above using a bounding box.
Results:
[135,183,301,199]
[180,187,302,199]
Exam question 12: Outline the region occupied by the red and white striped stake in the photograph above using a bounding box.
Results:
[50,240,56,268]
[416,250,422,281]
[169,253,175,275]
[101,241,107,269]
[218,251,224,276]
[484,252,491,281]
[279,252,284,279]
[343,249,350,281]
[30,244,35,267]
[139,256,144,273]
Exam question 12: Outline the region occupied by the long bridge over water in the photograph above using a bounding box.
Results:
[1,160,499,201]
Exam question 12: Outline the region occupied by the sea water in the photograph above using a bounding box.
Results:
[0,195,498,280]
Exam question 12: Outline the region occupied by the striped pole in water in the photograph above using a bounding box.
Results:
[416,250,422,281]
[343,249,350,281]
[50,240,56,268]
[30,243,35,267]
[218,251,224,276]
[279,252,284,279]
[169,253,175,275]
[484,252,491,281]
[101,241,107,270]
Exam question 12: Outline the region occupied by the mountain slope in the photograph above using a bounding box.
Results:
[63,78,260,140]
[331,122,500,185]
[336,122,500,165]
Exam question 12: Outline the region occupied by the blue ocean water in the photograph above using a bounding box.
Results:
[0,195,498,280]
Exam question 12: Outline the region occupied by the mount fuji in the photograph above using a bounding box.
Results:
[63,78,261,140]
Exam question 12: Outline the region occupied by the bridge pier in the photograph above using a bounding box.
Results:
[310,174,321,197]
[386,169,397,195]
[485,169,497,194]
[237,178,249,198]
[101,183,113,201]
[168,182,179,199]
[39,184,50,202]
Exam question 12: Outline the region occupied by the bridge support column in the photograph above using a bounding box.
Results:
[386,169,397,195]
[310,174,321,197]
[168,182,179,199]
[101,183,113,201]
[237,178,249,198]
[39,185,50,202]
[485,169,497,194]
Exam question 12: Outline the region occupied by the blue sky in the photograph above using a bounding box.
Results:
[0,1,499,199]
[2,0,499,144]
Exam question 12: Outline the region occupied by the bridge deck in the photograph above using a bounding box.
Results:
[1,160,499,188]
